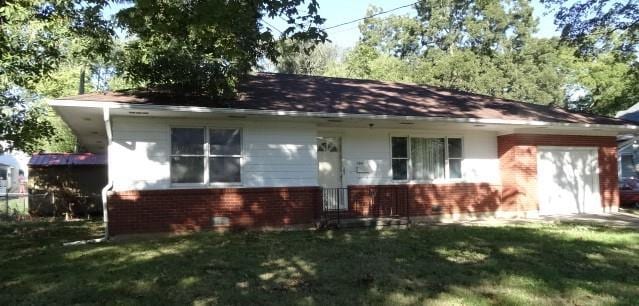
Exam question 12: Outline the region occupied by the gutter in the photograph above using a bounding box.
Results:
[49,99,639,132]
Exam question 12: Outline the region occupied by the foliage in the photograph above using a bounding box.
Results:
[275,42,341,75]
[0,0,112,153]
[331,2,567,105]
[543,0,639,57]
[567,53,639,115]
[115,0,327,97]
[314,1,638,114]
[1,221,638,304]
[541,0,639,114]
[359,7,422,59]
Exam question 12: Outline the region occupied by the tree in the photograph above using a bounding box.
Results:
[565,52,639,115]
[275,42,341,75]
[359,7,422,59]
[543,0,639,56]
[115,0,327,97]
[339,2,567,105]
[415,0,535,56]
[0,0,112,153]
[542,0,639,115]
[32,64,91,153]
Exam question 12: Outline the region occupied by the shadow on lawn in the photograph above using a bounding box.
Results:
[1,222,639,305]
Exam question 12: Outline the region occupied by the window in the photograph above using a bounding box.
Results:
[170,128,205,184]
[209,129,241,183]
[170,127,241,185]
[391,137,408,180]
[621,154,636,178]
[447,138,463,179]
[391,136,463,181]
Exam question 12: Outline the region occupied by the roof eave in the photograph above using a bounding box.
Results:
[49,99,639,132]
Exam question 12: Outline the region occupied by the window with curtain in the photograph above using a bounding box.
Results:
[170,127,242,184]
[411,138,445,180]
[392,136,463,181]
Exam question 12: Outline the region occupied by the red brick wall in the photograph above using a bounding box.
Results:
[497,134,619,212]
[348,183,502,218]
[107,187,321,235]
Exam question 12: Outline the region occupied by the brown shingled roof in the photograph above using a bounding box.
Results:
[58,72,628,126]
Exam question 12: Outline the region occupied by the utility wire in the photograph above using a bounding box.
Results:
[263,20,282,34]
[323,1,418,31]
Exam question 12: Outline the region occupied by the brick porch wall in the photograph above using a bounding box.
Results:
[497,134,619,212]
[107,187,321,235]
[348,184,502,218]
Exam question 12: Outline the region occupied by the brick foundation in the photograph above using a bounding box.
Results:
[497,133,619,212]
[107,187,321,235]
[108,183,504,235]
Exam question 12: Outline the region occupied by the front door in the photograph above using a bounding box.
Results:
[317,136,347,210]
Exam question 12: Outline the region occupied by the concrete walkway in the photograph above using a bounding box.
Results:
[538,211,639,229]
[427,210,639,229]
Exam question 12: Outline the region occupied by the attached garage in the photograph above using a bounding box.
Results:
[537,147,602,215]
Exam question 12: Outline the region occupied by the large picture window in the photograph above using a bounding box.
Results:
[391,136,463,181]
[170,127,242,185]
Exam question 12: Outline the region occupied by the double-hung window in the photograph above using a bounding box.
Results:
[170,127,241,185]
[391,136,463,181]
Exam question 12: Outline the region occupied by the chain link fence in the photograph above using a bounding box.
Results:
[0,193,29,221]
[1,192,102,221]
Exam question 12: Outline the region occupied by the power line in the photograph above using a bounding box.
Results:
[323,1,418,31]
[262,20,282,34]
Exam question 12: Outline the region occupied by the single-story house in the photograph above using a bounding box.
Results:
[28,153,107,216]
[49,73,636,235]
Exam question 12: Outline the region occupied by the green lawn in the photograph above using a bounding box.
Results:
[0,196,29,218]
[1,221,638,305]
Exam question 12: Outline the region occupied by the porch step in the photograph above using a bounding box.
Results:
[321,217,410,229]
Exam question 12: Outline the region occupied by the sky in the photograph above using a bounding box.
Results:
[262,0,560,49]
[105,0,561,49]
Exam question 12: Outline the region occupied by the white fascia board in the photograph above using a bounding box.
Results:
[49,99,639,132]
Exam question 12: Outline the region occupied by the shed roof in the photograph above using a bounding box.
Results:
[28,153,106,167]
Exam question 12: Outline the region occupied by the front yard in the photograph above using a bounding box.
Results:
[1,220,638,305]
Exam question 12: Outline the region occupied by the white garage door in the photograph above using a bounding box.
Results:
[537,147,601,215]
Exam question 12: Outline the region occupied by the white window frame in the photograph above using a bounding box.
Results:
[390,134,464,183]
[390,135,410,182]
[169,126,243,188]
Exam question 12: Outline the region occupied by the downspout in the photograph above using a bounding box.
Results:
[101,106,113,239]
[63,106,113,246]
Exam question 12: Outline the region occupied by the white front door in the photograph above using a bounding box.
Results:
[537,147,601,215]
[317,136,347,210]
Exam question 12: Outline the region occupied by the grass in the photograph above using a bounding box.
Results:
[0,196,29,217]
[621,207,639,216]
[1,221,638,305]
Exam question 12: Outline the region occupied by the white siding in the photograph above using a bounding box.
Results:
[109,116,501,191]
[338,128,500,185]
[110,117,317,191]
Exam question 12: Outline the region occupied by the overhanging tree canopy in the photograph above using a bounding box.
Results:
[114,0,327,97]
